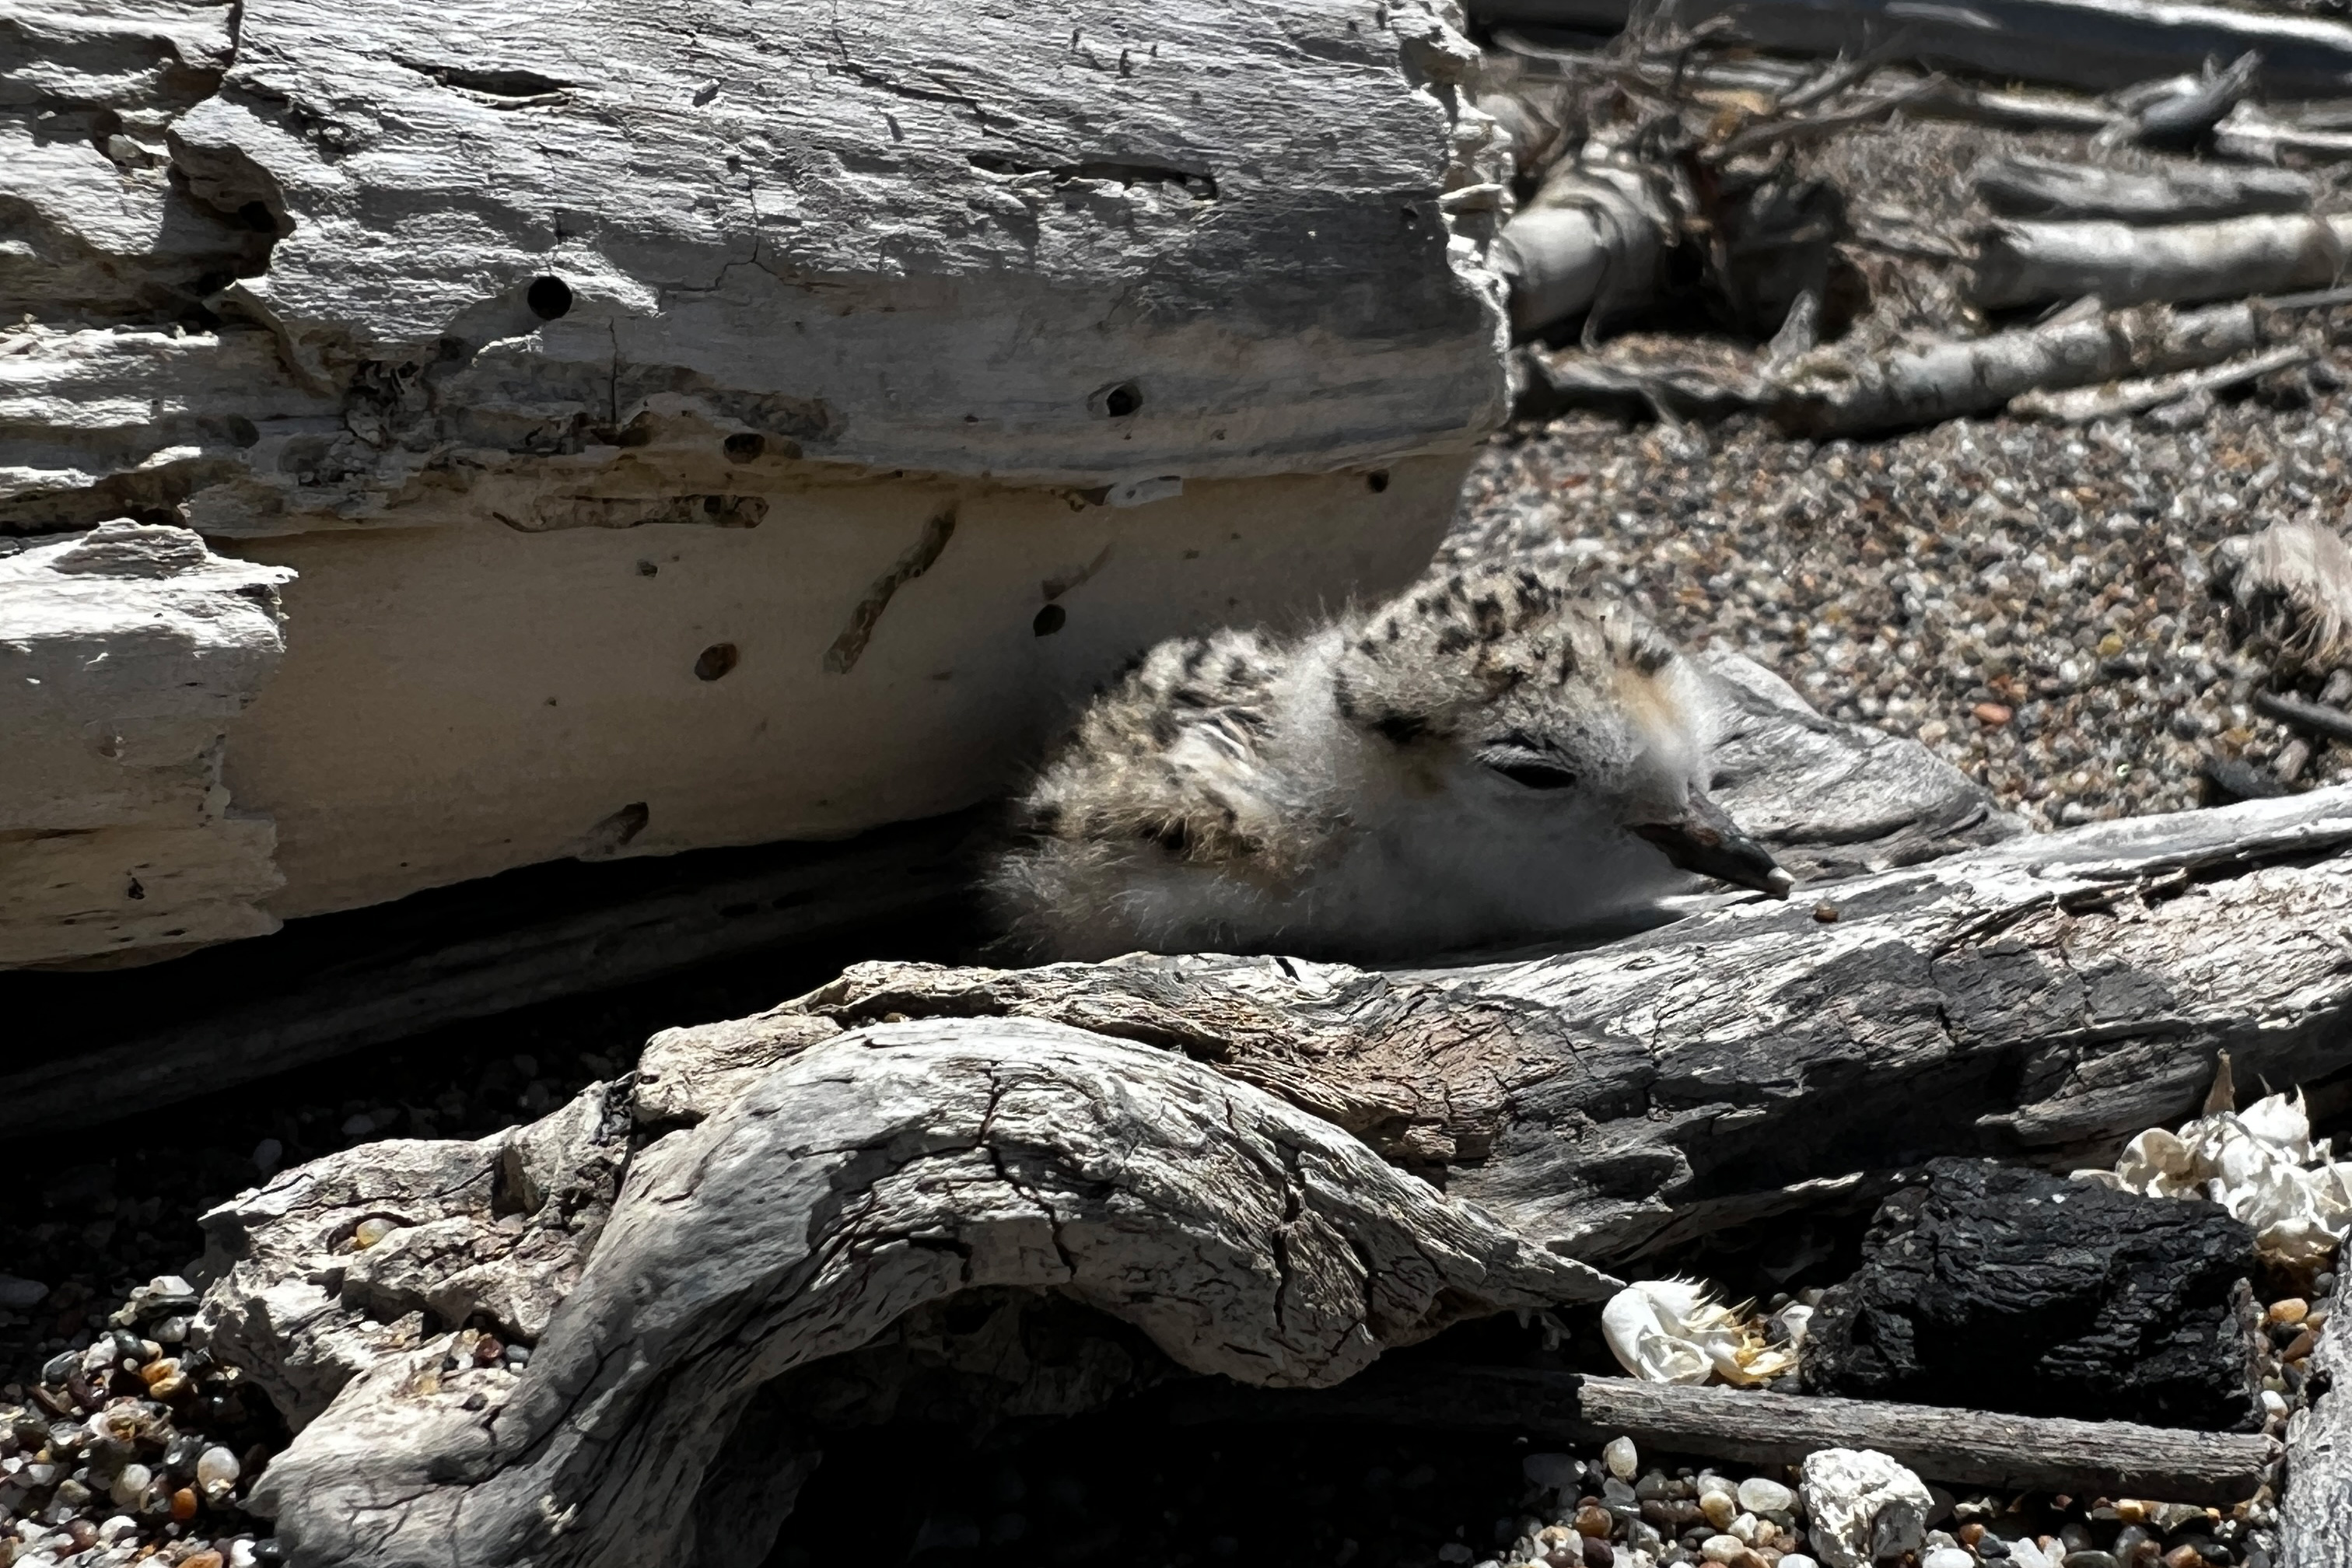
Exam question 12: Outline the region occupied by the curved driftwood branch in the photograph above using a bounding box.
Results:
[201,1022,1609,1567]
[1970,213,2352,311]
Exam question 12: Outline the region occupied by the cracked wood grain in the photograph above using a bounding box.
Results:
[201,1022,1608,1567]
[653,787,2352,1269]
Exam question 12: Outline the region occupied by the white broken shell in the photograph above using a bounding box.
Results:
[2077,1087,2352,1269]
[1601,1279,1796,1387]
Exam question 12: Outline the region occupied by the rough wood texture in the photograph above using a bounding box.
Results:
[0,522,293,964]
[198,1021,1610,1566]
[655,788,2352,1269]
[2281,1297,2352,1568]
[1171,1364,2281,1503]
[1475,0,2352,98]
[5,0,1515,966]
[1972,156,2315,222]
[1773,300,2279,439]
[180,790,2352,1564]
[1971,214,2352,311]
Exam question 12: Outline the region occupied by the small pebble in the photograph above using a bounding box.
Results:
[1583,1538,1615,1568]
[352,1216,399,1249]
[1699,1536,1745,1566]
[1603,1436,1640,1482]
[1926,1550,1976,1568]
[183,1552,225,1568]
[2266,1299,2308,1327]
[250,1139,282,1173]
[1698,1490,1738,1531]
[1735,1478,1794,1515]
[2162,1547,2207,1568]
[1574,1506,1614,1538]
[2066,1553,2121,1568]
[170,1486,198,1521]
[1974,701,2014,726]
[1780,1558,1819,1568]
[196,1445,241,1498]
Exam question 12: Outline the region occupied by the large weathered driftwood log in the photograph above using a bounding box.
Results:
[1171,1365,2281,1503]
[5,0,1514,966]
[184,789,2352,1566]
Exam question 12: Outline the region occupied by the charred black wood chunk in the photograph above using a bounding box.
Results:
[1802,1158,2263,1431]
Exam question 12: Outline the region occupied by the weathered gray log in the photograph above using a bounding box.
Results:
[1771,299,2281,438]
[200,1023,1612,1566]
[1171,1364,2281,1503]
[5,0,1515,967]
[1971,213,2352,310]
[1972,156,2315,222]
[1474,0,2352,98]
[184,788,2352,1566]
[2281,1297,2352,1568]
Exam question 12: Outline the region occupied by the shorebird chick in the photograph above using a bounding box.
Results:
[991,567,1791,962]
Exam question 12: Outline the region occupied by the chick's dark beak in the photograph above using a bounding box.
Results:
[1633,791,1794,899]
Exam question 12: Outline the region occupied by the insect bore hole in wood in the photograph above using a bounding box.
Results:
[724,432,765,464]
[695,642,739,681]
[1034,604,1067,637]
[527,276,573,320]
[1367,470,1390,492]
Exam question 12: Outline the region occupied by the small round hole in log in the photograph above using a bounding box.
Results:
[1096,381,1141,418]
[1034,604,1067,637]
[695,642,740,681]
[1366,470,1390,493]
[527,276,573,320]
[724,432,765,464]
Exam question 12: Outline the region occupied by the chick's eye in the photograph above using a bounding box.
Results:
[1489,758,1579,790]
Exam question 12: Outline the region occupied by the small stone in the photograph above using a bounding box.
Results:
[1779,1559,1819,1568]
[1576,1506,1615,1538]
[171,1486,198,1521]
[1546,1550,1580,1568]
[2114,1503,2149,1526]
[352,1217,398,1249]
[1584,1539,1616,1568]
[2065,1554,2121,1568]
[1699,1491,1738,1531]
[1737,1479,1794,1515]
[110,1465,152,1508]
[2162,1547,2205,1568]
[1974,701,2013,726]
[2148,1504,2204,1535]
[250,1139,283,1174]
[195,1447,240,1499]
[1700,1537,1745,1566]
[0,1276,48,1310]
[1605,1437,1640,1482]
[1812,902,1840,923]
[2266,1299,2307,1327]
[183,1552,225,1568]
[2284,1327,2318,1362]
[1924,1551,1974,1568]
[96,1516,137,1545]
